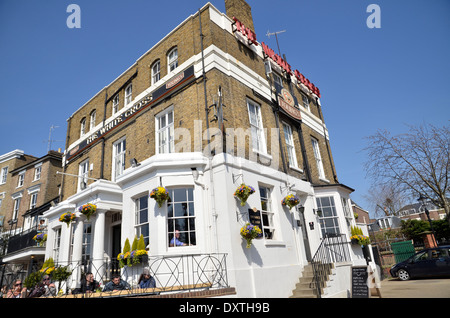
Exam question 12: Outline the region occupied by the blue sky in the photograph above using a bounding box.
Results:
[0,0,449,215]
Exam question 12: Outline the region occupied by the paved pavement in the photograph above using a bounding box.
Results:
[376,277,450,298]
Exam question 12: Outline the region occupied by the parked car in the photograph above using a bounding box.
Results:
[390,246,450,281]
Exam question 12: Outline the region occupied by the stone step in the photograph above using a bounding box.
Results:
[290,263,334,298]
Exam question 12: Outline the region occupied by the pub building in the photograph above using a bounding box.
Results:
[43,0,373,298]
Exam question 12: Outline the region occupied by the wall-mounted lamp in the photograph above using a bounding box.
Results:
[191,168,206,189]
[191,167,199,180]
[130,158,140,168]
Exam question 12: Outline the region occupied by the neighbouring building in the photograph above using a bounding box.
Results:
[40,0,372,298]
[0,150,63,268]
[0,150,37,233]
[352,201,371,225]
[397,201,446,222]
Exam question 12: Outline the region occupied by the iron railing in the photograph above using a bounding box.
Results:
[310,233,351,298]
[0,253,229,298]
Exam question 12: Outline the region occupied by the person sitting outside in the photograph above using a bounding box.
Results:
[72,272,100,295]
[5,280,27,298]
[28,275,56,298]
[37,219,47,233]
[103,275,130,292]
[138,269,156,289]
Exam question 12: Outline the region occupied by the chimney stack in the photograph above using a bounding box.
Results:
[225,0,255,33]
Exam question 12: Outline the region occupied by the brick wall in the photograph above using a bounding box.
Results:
[61,3,340,200]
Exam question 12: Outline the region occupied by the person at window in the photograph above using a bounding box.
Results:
[138,269,156,289]
[170,230,186,247]
[103,275,130,292]
[72,272,100,294]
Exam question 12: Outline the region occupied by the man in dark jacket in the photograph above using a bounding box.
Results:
[102,275,130,292]
[72,272,100,294]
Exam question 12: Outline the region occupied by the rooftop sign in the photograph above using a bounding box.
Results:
[232,17,321,98]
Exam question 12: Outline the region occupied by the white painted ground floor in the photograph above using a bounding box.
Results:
[43,152,374,297]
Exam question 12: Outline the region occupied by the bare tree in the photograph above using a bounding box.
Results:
[364,123,449,224]
[363,183,407,217]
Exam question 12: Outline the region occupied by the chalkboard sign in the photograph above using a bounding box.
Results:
[351,266,369,298]
[248,209,263,238]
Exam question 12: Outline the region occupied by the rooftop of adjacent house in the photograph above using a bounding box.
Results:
[9,150,62,175]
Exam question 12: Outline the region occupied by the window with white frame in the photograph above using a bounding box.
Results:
[156,108,174,154]
[34,164,42,181]
[135,195,149,247]
[151,60,161,85]
[168,47,178,72]
[259,186,275,239]
[80,117,86,138]
[341,197,352,218]
[1,167,8,184]
[30,192,38,209]
[17,172,25,187]
[125,83,132,106]
[112,94,119,114]
[13,198,21,220]
[273,72,283,89]
[113,137,126,181]
[282,122,298,168]
[247,99,266,153]
[302,94,310,111]
[53,227,61,261]
[167,188,196,247]
[316,196,340,236]
[78,159,89,191]
[90,110,96,131]
[311,137,326,179]
[81,223,92,264]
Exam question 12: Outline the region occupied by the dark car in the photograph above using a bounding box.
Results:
[390,246,450,281]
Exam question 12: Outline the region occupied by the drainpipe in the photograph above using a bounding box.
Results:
[199,8,219,255]
[100,90,108,180]
[60,116,72,202]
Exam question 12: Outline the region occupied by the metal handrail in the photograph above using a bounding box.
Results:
[0,253,229,298]
[310,233,351,298]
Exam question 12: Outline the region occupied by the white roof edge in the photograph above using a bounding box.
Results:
[0,149,25,164]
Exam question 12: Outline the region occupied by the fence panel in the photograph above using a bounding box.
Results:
[391,240,416,263]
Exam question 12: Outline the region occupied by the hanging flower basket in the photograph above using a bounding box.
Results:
[59,212,76,227]
[150,186,170,208]
[78,203,97,220]
[234,184,255,206]
[281,194,300,210]
[33,233,47,247]
[240,223,262,248]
